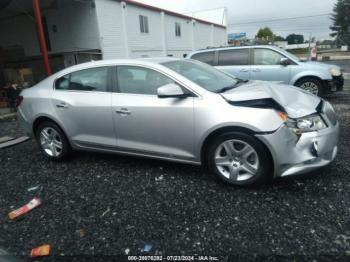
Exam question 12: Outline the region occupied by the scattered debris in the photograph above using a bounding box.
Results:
[8,198,42,220]
[143,243,154,252]
[30,244,51,258]
[101,207,111,217]
[0,136,30,149]
[76,229,85,238]
[155,175,164,182]
[27,186,41,192]
[0,136,14,143]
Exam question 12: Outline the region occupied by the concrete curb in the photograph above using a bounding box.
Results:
[0,136,30,149]
[0,113,17,120]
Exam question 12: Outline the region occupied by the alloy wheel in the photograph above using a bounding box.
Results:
[300,81,319,95]
[40,127,63,157]
[214,139,260,182]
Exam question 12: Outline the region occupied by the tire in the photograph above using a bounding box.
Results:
[35,121,70,161]
[206,132,272,186]
[295,77,325,96]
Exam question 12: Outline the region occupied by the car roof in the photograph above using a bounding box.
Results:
[51,57,182,78]
[188,45,279,56]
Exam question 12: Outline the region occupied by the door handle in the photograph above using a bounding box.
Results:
[56,103,68,109]
[252,68,261,72]
[116,108,131,115]
[239,69,249,72]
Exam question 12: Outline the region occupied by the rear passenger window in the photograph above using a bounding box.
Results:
[191,52,215,66]
[55,67,109,92]
[218,49,250,66]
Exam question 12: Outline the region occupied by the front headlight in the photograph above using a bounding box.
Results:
[329,68,341,77]
[286,114,327,134]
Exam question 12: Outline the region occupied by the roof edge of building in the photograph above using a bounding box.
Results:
[118,0,226,29]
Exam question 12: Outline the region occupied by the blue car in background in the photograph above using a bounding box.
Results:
[188,45,344,96]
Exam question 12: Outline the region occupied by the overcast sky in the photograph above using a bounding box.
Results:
[133,0,337,40]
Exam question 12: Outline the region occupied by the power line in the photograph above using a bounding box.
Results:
[228,13,331,26]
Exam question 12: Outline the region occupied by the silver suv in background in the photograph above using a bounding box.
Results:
[187,45,344,96]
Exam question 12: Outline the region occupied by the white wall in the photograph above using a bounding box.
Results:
[164,15,193,57]
[94,0,126,59]
[125,4,164,58]
[95,0,227,59]
[0,0,100,57]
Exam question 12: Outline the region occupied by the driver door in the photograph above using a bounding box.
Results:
[111,65,196,161]
[250,48,291,83]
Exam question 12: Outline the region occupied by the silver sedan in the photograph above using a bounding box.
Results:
[17,58,339,186]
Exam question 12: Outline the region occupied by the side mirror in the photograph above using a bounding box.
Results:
[280,57,290,66]
[157,83,188,98]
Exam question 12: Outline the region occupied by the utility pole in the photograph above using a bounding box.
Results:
[32,0,52,76]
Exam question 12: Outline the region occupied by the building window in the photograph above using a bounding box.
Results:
[139,15,149,33]
[175,22,181,37]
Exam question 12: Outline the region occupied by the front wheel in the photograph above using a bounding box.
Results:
[295,77,325,96]
[206,132,272,186]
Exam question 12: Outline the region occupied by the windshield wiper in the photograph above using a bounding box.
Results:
[215,79,248,93]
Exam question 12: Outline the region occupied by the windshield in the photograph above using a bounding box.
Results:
[162,59,239,93]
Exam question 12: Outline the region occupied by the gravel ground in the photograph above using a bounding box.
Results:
[0,92,350,261]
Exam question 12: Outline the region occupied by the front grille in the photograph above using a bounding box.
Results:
[323,101,337,125]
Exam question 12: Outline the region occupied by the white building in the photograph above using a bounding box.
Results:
[0,0,227,85]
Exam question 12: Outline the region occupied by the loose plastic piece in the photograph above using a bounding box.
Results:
[8,198,42,220]
[30,244,51,258]
[27,186,40,192]
[143,244,153,252]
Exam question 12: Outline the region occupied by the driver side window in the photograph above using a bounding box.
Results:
[116,66,175,95]
[253,49,285,65]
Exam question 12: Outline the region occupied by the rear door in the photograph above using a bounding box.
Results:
[111,65,196,160]
[250,48,291,83]
[216,48,251,80]
[52,67,116,148]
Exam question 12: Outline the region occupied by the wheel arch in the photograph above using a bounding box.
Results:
[32,116,69,142]
[200,126,274,173]
[291,73,328,86]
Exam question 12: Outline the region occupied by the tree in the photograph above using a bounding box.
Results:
[330,0,350,46]
[256,27,274,40]
[274,35,285,41]
[286,34,304,44]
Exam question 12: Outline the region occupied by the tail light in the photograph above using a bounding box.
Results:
[16,96,23,107]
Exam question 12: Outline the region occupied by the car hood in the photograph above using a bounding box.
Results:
[302,61,341,70]
[221,80,321,118]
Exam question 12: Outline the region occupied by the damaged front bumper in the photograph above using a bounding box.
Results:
[257,102,339,178]
[326,74,344,92]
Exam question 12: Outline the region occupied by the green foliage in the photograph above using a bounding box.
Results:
[286,34,304,44]
[256,27,274,40]
[330,0,350,46]
[274,35,285,41]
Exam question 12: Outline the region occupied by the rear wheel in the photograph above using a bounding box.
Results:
[295,77,325,96]
[206,132,272,186]
[35,121,70,161]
